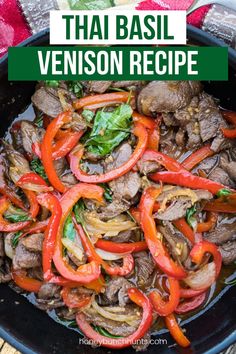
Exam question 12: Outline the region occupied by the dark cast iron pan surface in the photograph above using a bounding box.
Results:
[0,26,236,354]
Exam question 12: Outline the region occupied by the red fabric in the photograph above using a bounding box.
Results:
[0,0,31,57]
[136,0,210,28]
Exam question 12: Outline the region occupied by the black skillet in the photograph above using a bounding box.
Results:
[0,25,236,354]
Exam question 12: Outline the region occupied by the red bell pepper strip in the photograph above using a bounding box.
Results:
[147,122,160,151]
[76,287,153,349]
[17,172,52,193]
[165,314,190,348]
[150,170,228,195]
[36,193,62,281]
[70,122,148,183]
[132,112,160,150]
[221,128,236,138]
[61,287,92,309]
[73,92,133,111]
[24,190,40,219]
[75,223,134,276]
[140,187,187,279]
[41,111,72,193]
[180,287,206,299]
[149,277,180,316]
[181,144,214,171]
[0,197,31,232]
[175,292,206,314]
[190,240,222,278]
[221,110,236,125]
[204,200,236,213]
[95,239,148,254]
[12,269,42,293]
[49,274,105,293]
[53,183,103,283]
[52,131,83,160]
[132,111,156,130]
[20,219,49,238]
[129,207,141,224]
[197,212,218,233]
[32,131,83,160]
[173,218,195,244]
[141,150,183,172]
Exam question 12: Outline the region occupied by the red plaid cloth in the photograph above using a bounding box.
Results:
[0,0,210,58]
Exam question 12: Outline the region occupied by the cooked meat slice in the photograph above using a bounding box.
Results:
[174,96,200,126]
[98,198,131,220]
[175,127,186,147]
[219,241,236,265]
[32,87,62,117]
[162,113,178,127]
[105,277,133,307]
[204,223,236,245]
[21,233,44,252]
[112,81,142,89]
[60,173,77,188]
[38,283,61,299]
[56,307,77,321]
[134,251,155,286]
[186,121,201,149]
[110,172,141,200]
[208,167,235,188]
[137,81,202,115]
[155,188,212,221]
[4,142,30,183]
[106,229,135,243]
[21,121,44,155]
[196,155,219,175]
[63,112,87,131]
[54,158,67,177]
[88,81,112,93]
[83,308,138,337]
[196,94,225,141]
[106,143,141,200]
[13,243,41,270]
[220,154,236,182]
[160,223,189,263]
[137,159,159,175]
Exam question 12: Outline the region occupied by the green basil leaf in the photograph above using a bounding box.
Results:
[186,205,197,229]
[99,183,113,203]
[12,231,23,248]
[86,104,132,158]
[73,200,86,225]
[63,214,76,241]
[68,81,83,98]
[216,188,232,198]
[45,80,59,88]
[30,158,48,181]
[4,205,31,223]
[82,109,95,123]
[93,326,122,338]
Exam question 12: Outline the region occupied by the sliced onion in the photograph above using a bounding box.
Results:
[84,212,136,237]
[4,233,15,259]
[158,188,198,213]
[184,262,216,291]
[95,248,129,261]
[91,300,140,326]
[62,238,84,261]
[18,182,53,193]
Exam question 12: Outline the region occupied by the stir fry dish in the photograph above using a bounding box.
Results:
[1,80,236,350]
